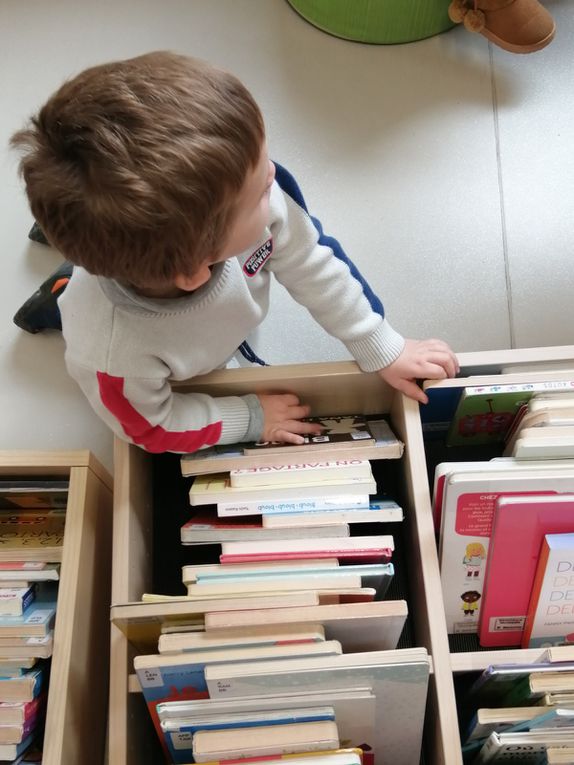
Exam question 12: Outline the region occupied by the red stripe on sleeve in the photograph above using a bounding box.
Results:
[97,372,222,453]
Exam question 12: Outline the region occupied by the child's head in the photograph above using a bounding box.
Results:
[11,51,267,290]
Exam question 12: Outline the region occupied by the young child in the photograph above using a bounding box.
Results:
[11,51,458,454]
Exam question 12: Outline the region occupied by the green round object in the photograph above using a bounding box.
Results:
[286,0,455,44]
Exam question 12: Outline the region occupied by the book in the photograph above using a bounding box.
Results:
[0,633,53,660]
[473,730,574,763]
[219,536,394,565]
[543,647,574,664]
[0,481,68,510]
[170,749,364,765]
[204,601,408,653]
[181,512,349,544]
[438,466,574,635]
[477,495,574,647]
[161,707,338,765]
[0,734,36,762]
[242,415,377,455]
[190,474,377,508]
[179,421,403,478]
[465,661,574,706]
[134,646,340,759]
[0,692,45,725]
[111,592,321,650]
[262,500,403,528]
[182,561,341,585]
[218,494,371,518]
[0,603,56,639]
[186,573,364,598]
[511,431,574,460]
[192,720,340,762]
[201,649,430,765]
[0,510,65,562]
[192,564,395,601]
[0,588,35,617]
[0,667,44,703]
[158,624,326,655]
[465,706,561,743]
[229,460,373,488]
[523,534,574,649]
[529,672,574,696]
[0,564,59,585]
[0,659,37,677]
[158,691,375,765]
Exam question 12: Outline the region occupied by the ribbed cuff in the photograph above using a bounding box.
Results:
[216,397,252,444]
[242,394,264,442]
[346,320,405,372]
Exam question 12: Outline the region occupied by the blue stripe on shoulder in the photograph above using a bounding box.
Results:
[273,162,384,317]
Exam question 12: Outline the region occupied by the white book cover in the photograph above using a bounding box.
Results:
[439,467,574,635]
[203,650,430,765]
[189,473,376,508]
[475,730,574,764]
[229,460,372,488]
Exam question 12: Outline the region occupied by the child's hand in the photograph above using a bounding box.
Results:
[378,338,459,405]
[257,393,323,444]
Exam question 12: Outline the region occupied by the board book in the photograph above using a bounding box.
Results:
[201,649,430,765]
[477,495,574,647]
[262,500,403,528]
[189,474,376,508]
[229,460,372,488]
[438,466,574,635]
[219,536,394,565]
[523,533,574,648]
[180,512,349,544]
[182,560,340,584]
[242,415,376,455]
[204,601,408,653]
[158,625,327,655]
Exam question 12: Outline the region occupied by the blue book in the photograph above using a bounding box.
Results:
[161,707,335,763]
[0,602,56,637]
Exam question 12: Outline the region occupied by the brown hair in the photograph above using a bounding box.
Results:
[11,51,265,288]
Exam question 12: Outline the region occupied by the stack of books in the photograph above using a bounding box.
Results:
[0,480,67,762]
[120,416,434,765]
[456,647,574,763]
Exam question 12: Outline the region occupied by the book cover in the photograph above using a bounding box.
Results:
[186,573,363,598]
[180,511,349,544]
[201,649,430,765]
[192,720,340,763]
[262,500,403,528]
[229,460,372,488]
[438,467,574,635]
[477,496,574,648]
[445,381,574,448]
[204,601,408,654]
[523,534,574,648]
[190,475,376,508]
[242,416,376,455]
[219,495,371,518]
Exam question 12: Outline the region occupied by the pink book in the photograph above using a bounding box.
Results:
[478,494,574,647]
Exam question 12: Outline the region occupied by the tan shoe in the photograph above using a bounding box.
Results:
[448,0,556,54]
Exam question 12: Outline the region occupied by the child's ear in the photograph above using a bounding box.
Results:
[174,266,211,292]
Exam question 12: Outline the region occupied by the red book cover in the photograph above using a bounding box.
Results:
[478,494,574,647]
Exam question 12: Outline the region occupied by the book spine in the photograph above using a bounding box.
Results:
[522,537,551,648]
[218,496,370,517]
[219,549,393,564]
[229,461,370,488]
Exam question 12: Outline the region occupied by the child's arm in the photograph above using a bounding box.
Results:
[266,164,458,399]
